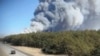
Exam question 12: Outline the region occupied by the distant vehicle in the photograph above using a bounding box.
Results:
[10,50,16,54]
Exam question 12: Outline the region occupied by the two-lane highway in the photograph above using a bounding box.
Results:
[0,42,30,56]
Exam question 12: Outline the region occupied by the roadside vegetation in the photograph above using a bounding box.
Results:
[0,38,3,42]
[3,30,100,56]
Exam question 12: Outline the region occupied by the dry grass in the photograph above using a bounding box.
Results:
[13,46,66,56]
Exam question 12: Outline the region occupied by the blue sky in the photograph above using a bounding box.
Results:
[0,0,39,35]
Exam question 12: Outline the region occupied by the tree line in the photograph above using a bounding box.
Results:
[3,30,100,56]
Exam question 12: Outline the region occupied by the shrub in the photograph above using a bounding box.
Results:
[3,31,100,56]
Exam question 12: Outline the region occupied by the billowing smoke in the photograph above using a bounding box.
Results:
[22,0,100,33]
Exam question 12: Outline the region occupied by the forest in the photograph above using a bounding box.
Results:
[3,30,100,56]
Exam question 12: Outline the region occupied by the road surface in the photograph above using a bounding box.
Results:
[0,46,8,56]
[0,42,30,56]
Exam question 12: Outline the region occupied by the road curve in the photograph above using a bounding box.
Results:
[0,42,30,56]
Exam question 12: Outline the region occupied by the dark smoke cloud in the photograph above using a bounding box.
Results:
[22,0,100,33]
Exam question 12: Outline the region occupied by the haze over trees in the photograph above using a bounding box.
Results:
[3,30,100,56]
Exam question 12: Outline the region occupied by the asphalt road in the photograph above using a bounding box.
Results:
[0,42,29,56]
[0,46,8,56]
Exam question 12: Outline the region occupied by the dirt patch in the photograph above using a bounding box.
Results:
[13,46,66,56]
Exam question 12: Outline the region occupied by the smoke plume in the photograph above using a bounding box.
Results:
[22,0,100,33]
